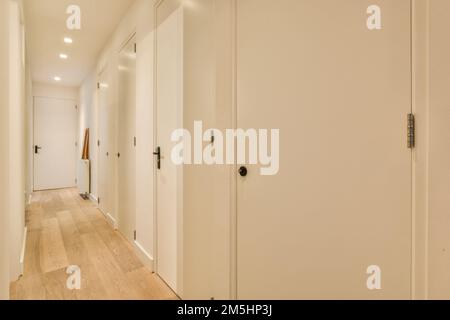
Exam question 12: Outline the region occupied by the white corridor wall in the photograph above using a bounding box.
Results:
[79,73,98,198]
[0,0,11,301]
[79,0,156,266]
[9,0,26,283]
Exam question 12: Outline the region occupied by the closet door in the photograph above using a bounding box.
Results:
[155,0,184,294]
[236,0,412,299]
[118,35,137,242]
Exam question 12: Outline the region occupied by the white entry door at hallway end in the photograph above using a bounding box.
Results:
[236,0,412,299]
[34,97,78,191]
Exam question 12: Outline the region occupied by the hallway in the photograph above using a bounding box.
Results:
[10,189,177,300]
[2,0,450,302]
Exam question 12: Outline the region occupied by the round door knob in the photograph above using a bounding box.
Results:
[239,166,248,177]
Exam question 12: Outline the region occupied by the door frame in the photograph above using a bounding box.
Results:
[411,0,429,300]
[153,0,160,284]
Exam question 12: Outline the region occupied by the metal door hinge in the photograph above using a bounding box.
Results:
[134,43,137,53]
[134,137,136,147]
[408,113,416,149]
[98,197,100,205]
[97,82,100,89]
[97,140,100,147]
[134,230,137,241]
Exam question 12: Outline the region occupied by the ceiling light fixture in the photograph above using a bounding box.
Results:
[63,37,73,44]
[54,76,61,82]
[59,53,68,59]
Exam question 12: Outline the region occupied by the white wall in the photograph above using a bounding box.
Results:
[32,83,78,100]
[9,0,26,283]
[79,73,98,197]
[0,0,11,301]
[79,0,156,264]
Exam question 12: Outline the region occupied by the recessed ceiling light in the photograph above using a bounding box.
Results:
[54,76,61,81]
[63,37,73,44]
[59,53,68,59]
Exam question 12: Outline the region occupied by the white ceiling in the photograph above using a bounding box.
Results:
[24,0,135,87]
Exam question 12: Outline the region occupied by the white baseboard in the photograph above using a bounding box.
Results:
[133,241,154,272]
[19,227,27,276]
[103,212,118,230]
[88,194,98,203]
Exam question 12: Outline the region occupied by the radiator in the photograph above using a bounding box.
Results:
[77,159,90,195]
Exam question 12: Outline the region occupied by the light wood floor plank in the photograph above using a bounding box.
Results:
[81,232,140,300]
[23,230,42,277]
[126,267,178,300]
[39,218,70,274]
[26,208,43,231]
[10,274,46,300]
[11,188,176,300]
[91,219,143,274]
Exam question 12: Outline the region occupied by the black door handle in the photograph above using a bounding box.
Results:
[35,145,42,154]
[153,147,161,170]
[239,166,248,177]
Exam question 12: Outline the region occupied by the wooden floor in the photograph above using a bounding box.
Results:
[10,188,177,300]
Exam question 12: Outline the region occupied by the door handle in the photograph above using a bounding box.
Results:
[35,145,42,154]
[153,147,161,170]
[239,166,248,177]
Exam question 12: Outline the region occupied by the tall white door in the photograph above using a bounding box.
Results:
[97,68,114,216]
[155,2,184,294]
[33,97,78,191]
[118,36,137,242]
[236,0,412,299]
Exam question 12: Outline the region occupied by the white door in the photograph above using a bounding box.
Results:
[33,97,78,191]
[236,0,412,299]
[97,68,114,216]
[155,1,184,294]
[118,35,137,241]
